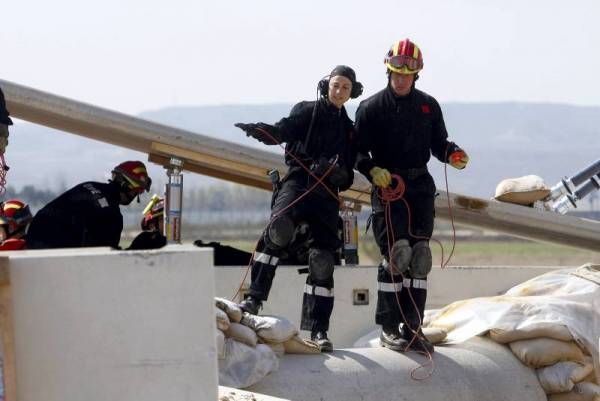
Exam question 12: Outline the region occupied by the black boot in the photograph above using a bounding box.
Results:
[311,330,333,353]
[401,323,434,353]
[239,295,262,315]
[380,324,407,351]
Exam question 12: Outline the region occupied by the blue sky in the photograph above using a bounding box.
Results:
[3,0,600,114]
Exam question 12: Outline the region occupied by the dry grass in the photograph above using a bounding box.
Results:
[359,238,600,267]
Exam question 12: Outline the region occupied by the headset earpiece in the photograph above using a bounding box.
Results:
[351,81,364,99]
[318,79,329,98]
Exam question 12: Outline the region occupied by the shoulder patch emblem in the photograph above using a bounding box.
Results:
[421,104,431,114]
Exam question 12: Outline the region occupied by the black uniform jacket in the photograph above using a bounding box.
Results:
[27,181,123,249]
[273,99,356,193]
[355,86,459,180]
[0,88,13,125]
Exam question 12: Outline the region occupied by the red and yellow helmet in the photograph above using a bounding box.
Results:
[0,199,33,238]
[111,161,152,194]
[384,39,424,75]
[141,194,164,230]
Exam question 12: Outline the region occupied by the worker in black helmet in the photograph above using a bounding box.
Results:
[234,65,363,352]
[355,39,469,354]
[27,161,152,249]
[0,87,13,156]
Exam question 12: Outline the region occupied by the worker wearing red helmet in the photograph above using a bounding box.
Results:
[355,39,469,353]
[26,161,151,249]
[127,194,167,250]
[0,199,33,250]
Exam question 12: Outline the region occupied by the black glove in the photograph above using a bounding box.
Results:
[234,122,280,145]
[328,164,349,188]
[310,156,349,188]
[310,156,331,177]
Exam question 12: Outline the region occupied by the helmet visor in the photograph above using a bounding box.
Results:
[385,55,422,72]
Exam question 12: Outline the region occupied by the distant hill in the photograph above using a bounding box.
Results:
[5,102,600,206]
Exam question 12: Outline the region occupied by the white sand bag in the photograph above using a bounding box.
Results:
[422,327,448,344]
[218,339,279,389]
[225,322,258,347]
[494,175,550,205]
[490,323,573,344]
[265,341,286,358]
[283,335,321,354]
[216,329,226,360]
[509,338,585,368]
[215,297,243,323]
[547,382,600,401]
[216,306,231,331]
[240,313,298,343]
[537,360,595,394]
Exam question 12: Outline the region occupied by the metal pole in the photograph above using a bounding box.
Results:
[165,157,184,244]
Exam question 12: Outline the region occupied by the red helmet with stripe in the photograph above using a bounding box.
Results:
[384,39,424,74]
[111,161,152,194]
[0,199,33,238]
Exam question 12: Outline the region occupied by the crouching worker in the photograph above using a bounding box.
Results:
[27,161,152,249]
[128,194,167,250]
[0,199,33,250]
[234,65,363,352]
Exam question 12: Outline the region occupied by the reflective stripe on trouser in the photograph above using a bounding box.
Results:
[248,238,282,301]
[376,262,428,326]
[400,277,428,331]
[300,276,334,332]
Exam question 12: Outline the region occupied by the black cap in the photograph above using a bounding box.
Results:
[329,65,357,84]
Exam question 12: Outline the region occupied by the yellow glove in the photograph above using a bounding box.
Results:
[449,150,469,170]
[369,166,392,188]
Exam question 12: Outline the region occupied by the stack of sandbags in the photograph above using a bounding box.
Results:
[215,297,320,389]
[488,325,599,401]
[424,266,600,401]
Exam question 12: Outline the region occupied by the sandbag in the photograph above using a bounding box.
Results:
[490,323,573,344]
[510,338,585,368]
[537,359,595,394]
[265,341,286,358]
[240,313,297,343]
[218,340,279,389]
[494,175,550,205]
[225,322,258,347]
[283,335,321,354]
[216,306,231,331]
[216,329,226,360]
[422,327,448,344]
[215,297,243,323]
[547,382,600,401]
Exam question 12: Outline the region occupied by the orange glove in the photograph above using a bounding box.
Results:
[449,149,469,170]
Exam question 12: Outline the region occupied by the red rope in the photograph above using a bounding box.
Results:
[0,154,8,196]
[231,127,341,301]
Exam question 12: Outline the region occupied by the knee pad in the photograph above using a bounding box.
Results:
[308,248,335,282]
[265,215,295,249]
[409,241,432,278]
[386,239,411,275]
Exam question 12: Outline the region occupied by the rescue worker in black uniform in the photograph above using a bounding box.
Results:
[27,161,152,249]
[234,65,363,352]
[0,87,13,156]
[0,199,33,251]
[355,39,469,353]
[128,194,167,250]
